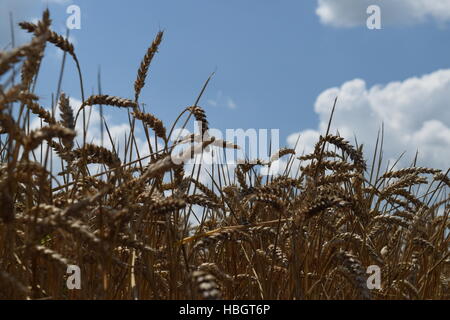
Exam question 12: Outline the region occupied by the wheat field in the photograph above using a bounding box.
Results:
[0,10,449,300]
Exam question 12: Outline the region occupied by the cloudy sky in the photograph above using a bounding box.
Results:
[1,0,450,171]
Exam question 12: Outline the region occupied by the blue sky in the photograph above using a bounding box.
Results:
[1,0,450,170]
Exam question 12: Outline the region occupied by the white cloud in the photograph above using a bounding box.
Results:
[207,99,217,107]
[316,0,450,27]
[288,69,450,170]
[207,91,237,110]
[226,97,237,109]
[29,98,158,179]
[287,129,320,156]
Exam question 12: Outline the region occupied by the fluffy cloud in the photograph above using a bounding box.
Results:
[316,0,450,27]
[288,69,450,170]
[29,97,162,180]
[31,98,133,150]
